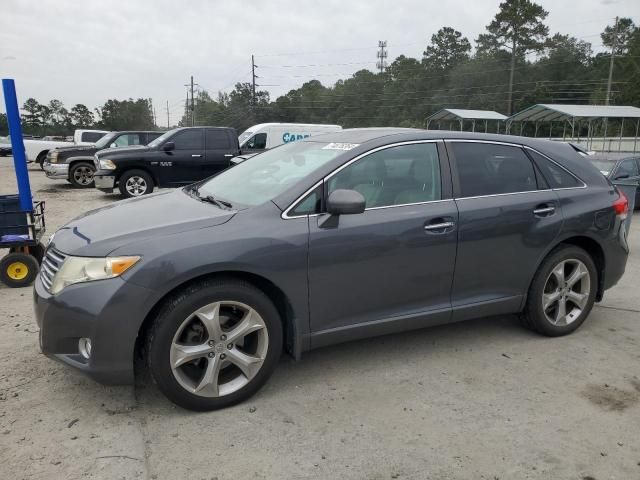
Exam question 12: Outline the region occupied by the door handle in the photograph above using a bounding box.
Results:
[533,204,555,216]
[224,154,234,157]
[424,221,455,233]
[191,154,202,158]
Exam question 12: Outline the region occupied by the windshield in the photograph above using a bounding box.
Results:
[238,130,254,145]
[94,132,118,149]
[196,141,346,206]
[589,159,616,175]
[148,128,179,148]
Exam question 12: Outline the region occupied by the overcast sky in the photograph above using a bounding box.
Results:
[1,0,638,124]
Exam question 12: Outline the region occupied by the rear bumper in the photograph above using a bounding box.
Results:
[94,174,116,192]
[43,162,69,179]
[33,272,154,385]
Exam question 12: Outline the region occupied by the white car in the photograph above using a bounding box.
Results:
[24,129,110,168]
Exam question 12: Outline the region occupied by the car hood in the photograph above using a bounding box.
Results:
[50,189,236,256]
[96,145,149,157]
[55,145,99,157]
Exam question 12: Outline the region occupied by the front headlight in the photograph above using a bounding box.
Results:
[50,255,140,294]
[99,158,117,170]
[49,150,59,163]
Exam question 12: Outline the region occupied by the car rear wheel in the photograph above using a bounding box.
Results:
[521,245,597,336]
[146,279,283,411]
[118,170,154,198]
[69,162,95,188]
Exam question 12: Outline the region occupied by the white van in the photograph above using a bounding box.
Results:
[238,123,342,153]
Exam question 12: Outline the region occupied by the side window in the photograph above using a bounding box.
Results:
[172,129,204,150]
[246,133,267,150]
[452,142,537,197]
[113,134,141,147]
[290,187,321,216]
[327,143,441,208]
[616,159,639,178]
[528,150,581,188]
[206,129,232,149]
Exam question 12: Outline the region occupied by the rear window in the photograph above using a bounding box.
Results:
[528,150,581,188]
[451,142,538,197]
[81,132,106,143]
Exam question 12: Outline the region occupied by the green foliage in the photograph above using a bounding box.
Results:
[423,27,471,71]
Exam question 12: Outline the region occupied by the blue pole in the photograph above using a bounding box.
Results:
[2,79,33,212]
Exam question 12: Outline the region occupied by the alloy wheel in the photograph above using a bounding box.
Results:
[73,166,94,185]
[542,259,591,326]
[125,176,148,196]
[170,301,269,397]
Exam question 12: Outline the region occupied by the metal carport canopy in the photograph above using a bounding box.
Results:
[427,108,508,122]
[508,104,640,122]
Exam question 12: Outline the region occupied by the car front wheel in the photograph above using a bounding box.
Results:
[147,279,283,411]
[118,170,154,198]
[69,162,96,188]
[521,245,597,336]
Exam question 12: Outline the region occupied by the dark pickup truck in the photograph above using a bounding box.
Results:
[44,131,163,188]
[93,127,240,198]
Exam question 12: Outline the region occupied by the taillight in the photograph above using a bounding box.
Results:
[613,189,629,219]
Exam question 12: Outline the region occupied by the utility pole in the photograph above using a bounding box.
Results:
[251,55,257,105]
[184,76,198,126]
[606,16,618,106]
[166,100,170,129]
[376,41,388,74]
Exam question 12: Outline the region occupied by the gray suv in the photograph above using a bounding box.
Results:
[33,129,630,411]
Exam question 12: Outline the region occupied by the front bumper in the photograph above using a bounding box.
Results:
[94,174,116,192]
[33,271,154,384]
[43,162,69,179]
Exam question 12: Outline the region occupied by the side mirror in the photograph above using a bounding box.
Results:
[163,141,175,152]
[327,189,366,215]
[110,142,117,148]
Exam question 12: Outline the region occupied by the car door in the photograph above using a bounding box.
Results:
[158,129,204,186]
[446,140,564,320]
[307,141,458,347]
[204,129,237,177]
[612,158,640,205]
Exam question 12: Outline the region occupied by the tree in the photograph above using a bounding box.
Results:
[423,27,471,71]
[70,104,94,128]
[98,98,155,130]
[22,98,42,130]
[478,0,549,114]
[0,113,8,135]
[601,17,637,55]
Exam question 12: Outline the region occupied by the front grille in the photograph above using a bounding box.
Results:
[40,248,66,291]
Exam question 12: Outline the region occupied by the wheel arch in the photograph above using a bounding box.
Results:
[35,150,49,163]
[117,166,159,187]
[135,270,300,365]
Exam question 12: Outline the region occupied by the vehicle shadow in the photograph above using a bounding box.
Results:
[133,313,547,414]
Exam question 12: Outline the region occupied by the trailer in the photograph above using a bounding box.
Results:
[0,79,46,287]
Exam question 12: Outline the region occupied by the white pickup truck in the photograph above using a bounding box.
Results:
[24,129,110,168]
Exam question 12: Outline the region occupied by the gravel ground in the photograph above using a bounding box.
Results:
[1,159,639,480]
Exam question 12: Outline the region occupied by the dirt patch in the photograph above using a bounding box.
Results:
[582,383,639,411]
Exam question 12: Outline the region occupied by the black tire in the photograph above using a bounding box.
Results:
[69,161,96,188]
[0,252,39,288]
[36,152,47,170]
[118,169,154,198]
[521,245,597,336]
[146,278,283,411]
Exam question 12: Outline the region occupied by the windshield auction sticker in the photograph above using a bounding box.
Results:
[322,143,360,150]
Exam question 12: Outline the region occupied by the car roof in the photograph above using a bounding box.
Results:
[272,127,610,210]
